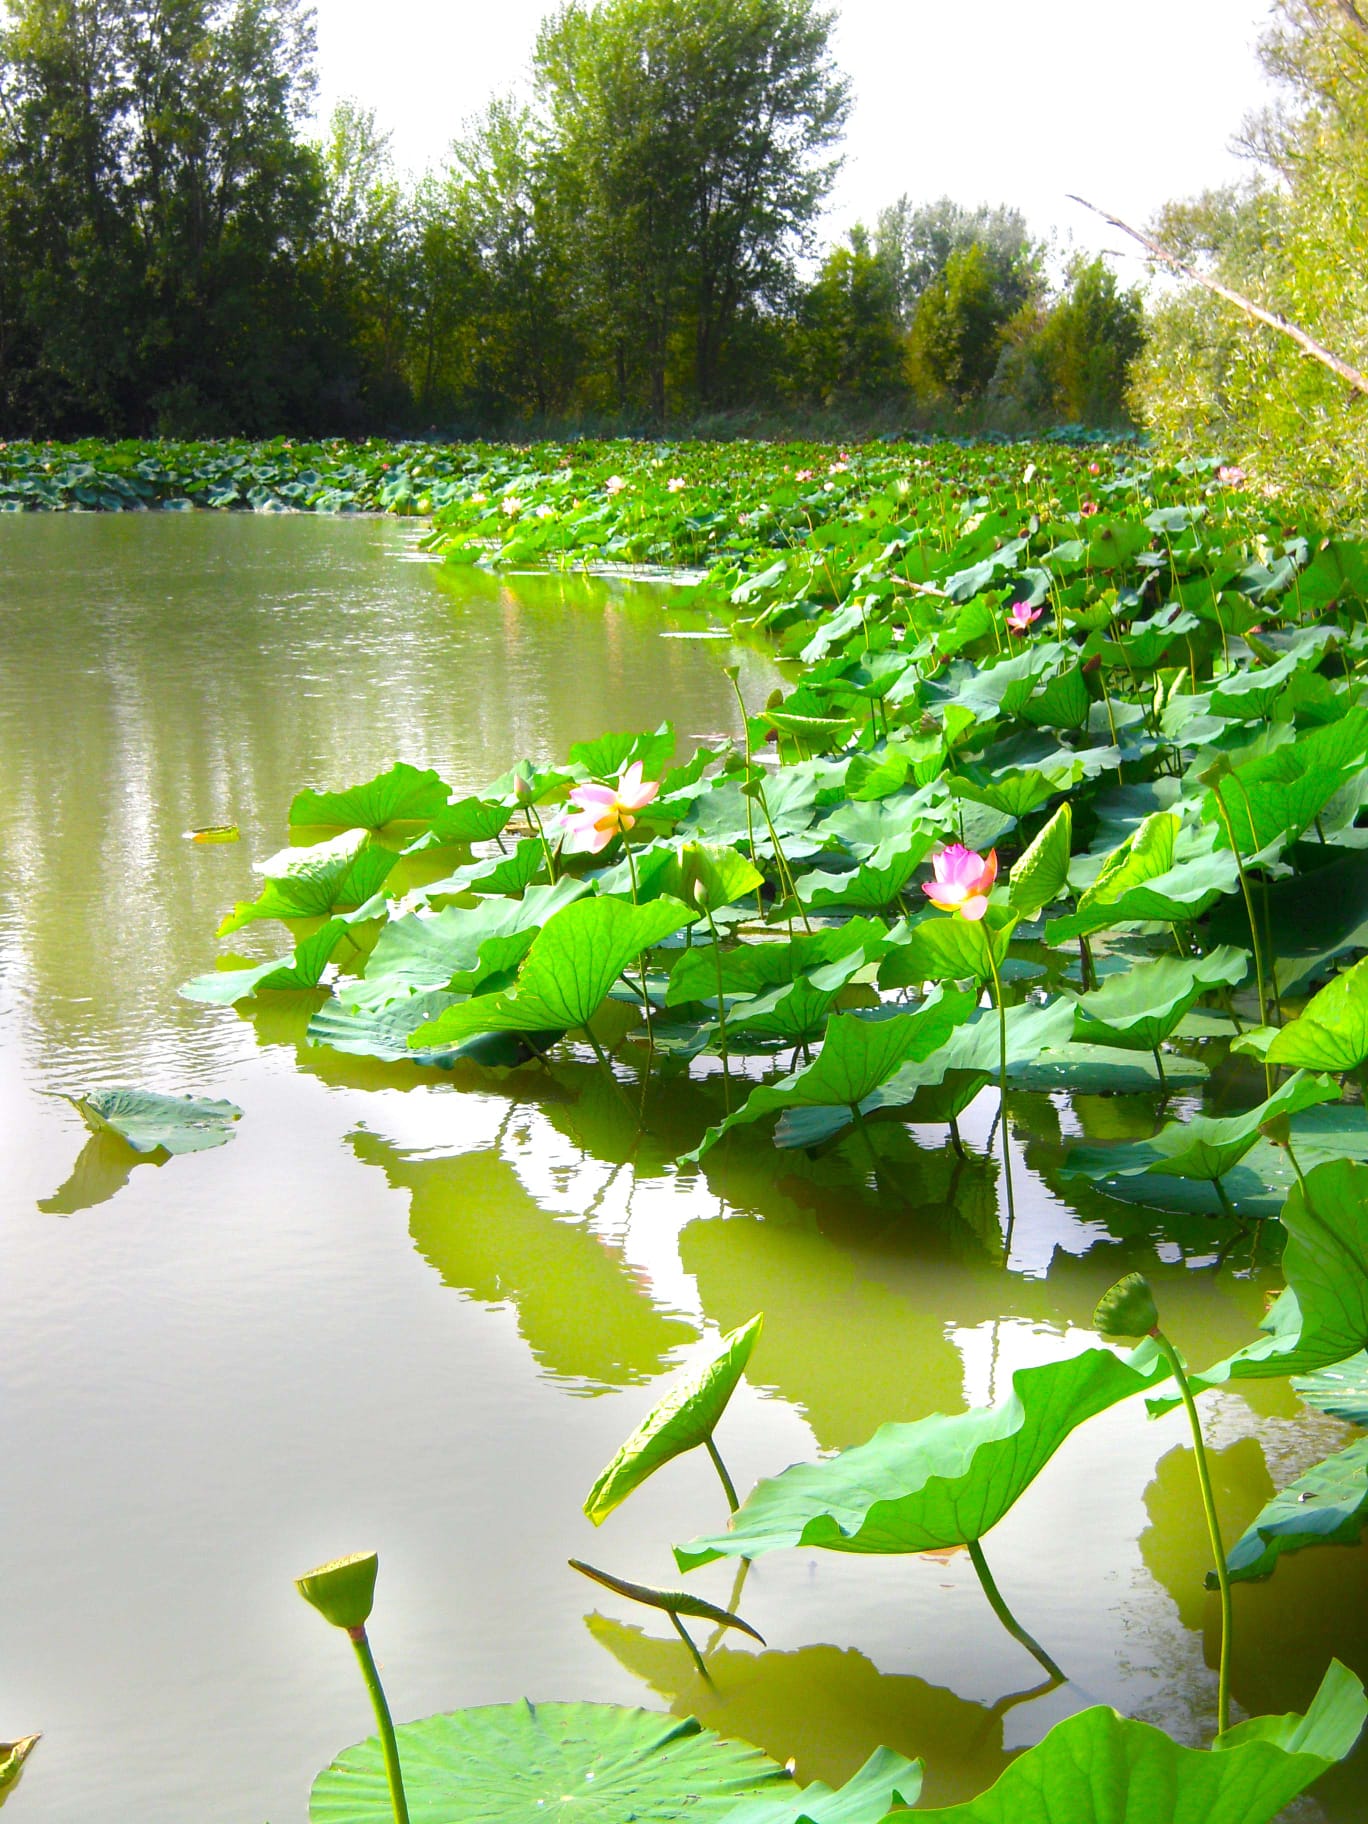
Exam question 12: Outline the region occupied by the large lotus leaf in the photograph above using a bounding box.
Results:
[308,993,560,1068]
[181,917,351,1004]
[68,1087,242,1155]
[585,1315,763,1523]
[725,951,879,1044]
[1222,1435,1368,1583]
[411,896,695,1045]
[716,1748,922,1824]
[1009,803,1072,916]
[219,832,397,935]
[1209,850,1368,996]
[419,794,515,846]
[675,1341,1167,1569]
[1070,946,1249,1051]
[1295,1351,1368,1425]
[309,1702,789,1824]
[878,908,1018,988]
[569,722,675,781]
[903,1659,1365,1824]
[683,994,978,1163]
[1208,649,1304,720]
[1163,1160,1368,1399]
[1266,957,1368,1073]
[948,759,1082,820]
[795,834,935,912]
[666,919,892,1008]
[289,761,451,832]
[1048,822,1239,943]
[341,881,589,1010]
[1203,709,1368,854]
[1063,1071,1340,1185]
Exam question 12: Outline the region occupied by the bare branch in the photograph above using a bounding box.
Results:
[1330,0,1368,35]
[1069,195,1368,398]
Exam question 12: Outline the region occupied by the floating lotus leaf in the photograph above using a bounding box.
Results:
[180,917,352,1004]
[309,1702,790,1824]
[585,1315,762,1523]
[905,1659,1364,1824]
[66,1087,243,1155]
[675,1342,1167,1570]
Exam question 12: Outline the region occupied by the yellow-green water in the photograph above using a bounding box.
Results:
[1,514,1364,1820]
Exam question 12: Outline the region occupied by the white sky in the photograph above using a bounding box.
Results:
[312,0,1277,270]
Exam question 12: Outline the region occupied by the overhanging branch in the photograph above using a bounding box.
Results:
[1069,194,1368,398]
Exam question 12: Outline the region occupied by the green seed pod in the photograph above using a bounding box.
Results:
[1093,1273,1159,1340]
[295,1551,379,1632]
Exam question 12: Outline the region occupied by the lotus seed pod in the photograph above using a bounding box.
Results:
[295,1551,379,1631]
[1093,1273,1159,1339]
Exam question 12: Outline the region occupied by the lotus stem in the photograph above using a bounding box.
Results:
[1149,1331,1233,1736]
[668,1609,713,1683]
[620,833,655,1050]
[982,939,1017,1259]
[966,1538,1064,1683]
[1208,782,1272,1082]
[1152,1045,1168,1091]
[704,903,732,1111]
[705,1434,740,1512]
[526,802,557,881]
[347,1626,411,1824]
[724,668,764,920]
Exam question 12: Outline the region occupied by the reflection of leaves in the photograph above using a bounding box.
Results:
[38,1131,144,1215]
[586,1623,1021,1808]
[351,1132,695,1393]
[1296,1351,1368,1426]
[310,1700,788,1824]
[908,1660,1365,1824]
[676,1343,1167,1569]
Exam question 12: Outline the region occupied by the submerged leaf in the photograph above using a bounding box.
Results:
[585,1316,763,1523]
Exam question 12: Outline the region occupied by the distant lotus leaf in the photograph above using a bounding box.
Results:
[666,918,893,1007]
[716,1747,922,1824]
[67,1087,243,1155]
[1266,957,1368,1073]
[796,833,936,912]
[1063,1071,1340,1187]
[683,995,977,1163]
[904,1659,1365,1824]
[411,896,695,1045]
[674,1341,1167,1570]
[1070,945,1249,1051]
[180,917,352,1004]
[568,724,675,782]
[409,795,516,848]
[340,881,589,1010]
[309,1703,790,1824]
[1202,708,1368,855]
[1008,802,1072,916]
[290,761,451,832]
[569,1560,764,1641]
[585,1315,762,1523]
[1221,1436,1368,1583]
[218,831,397,935]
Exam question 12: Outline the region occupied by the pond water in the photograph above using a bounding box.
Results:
[1,514,1365,1822]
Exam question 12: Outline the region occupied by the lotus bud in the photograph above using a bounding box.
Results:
[513,774,535,804]
[296,1551,379,1633]
[693,879,710,910]
[1093,1273,1159,1339]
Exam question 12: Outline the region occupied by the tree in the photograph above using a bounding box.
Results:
[905,241,1011,403]
[874,195,1041,330]
[789,223,905,404]
[1026,257,1144,424]
[532,0,849,420]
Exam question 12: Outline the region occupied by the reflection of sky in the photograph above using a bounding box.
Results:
[1,517,1365,1822]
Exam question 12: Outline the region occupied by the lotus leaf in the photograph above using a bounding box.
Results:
[878,908,1018,988]
[796,833,935,911]
[309,1702,790,1824]
[585,1315,763,1523]
[67,1087,243,1155]
[716,1748,922,1824]
[218,831,397,934]
[904,1659,1365,1824]
[289,761,451,832]
[675,1341,1167,1569]
[1008,803,1072,916]
[180,917,351,1004]
[1295,1351,1368,1425]
[1070,946,1249,1051]
[411,896,695,1045]
[1203,709,1368,855]
[1266,957,1368,1073]
[666,918,892,1007]
[1221,1435,1368,1582]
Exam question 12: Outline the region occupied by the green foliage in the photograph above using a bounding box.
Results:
[66,1087,243,1155]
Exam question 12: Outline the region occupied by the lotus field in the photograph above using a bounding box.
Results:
[21,435,1368,1820]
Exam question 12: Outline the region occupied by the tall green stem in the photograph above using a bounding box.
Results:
[621,833,655,1049]
[704,1434,740,1512]
[1209,783,1272,1063]
[704,904,732,1111]
[1150,1332,1233,1736]
[982,937,1017,1257]
[348,1627,410,1824]
[966,1539,1063,1683]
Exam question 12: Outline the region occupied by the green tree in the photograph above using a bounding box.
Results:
[905,241,1010,403]
[1024,257,1144,424]
[532,0,849,420]
[789,223,906,404]
[874,195,1041,329]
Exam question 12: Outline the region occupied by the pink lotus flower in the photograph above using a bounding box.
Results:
[922,845,999,921]
[1217,465,1247,486]
[564,762,660,854]
[1006,601,1043,634]
[605,474,627,495]
[1079,500,1099,517]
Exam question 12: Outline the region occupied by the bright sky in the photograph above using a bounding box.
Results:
[312,0,1277,270]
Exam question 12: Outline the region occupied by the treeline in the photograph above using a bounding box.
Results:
[0,0,1145,438]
